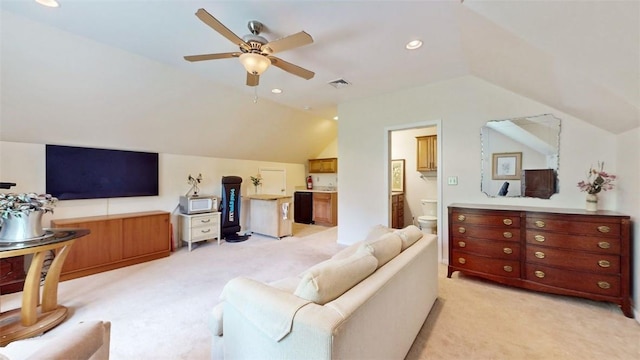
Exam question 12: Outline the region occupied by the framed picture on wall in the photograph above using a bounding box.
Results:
[492,152,522,180]
[391,159,405,192]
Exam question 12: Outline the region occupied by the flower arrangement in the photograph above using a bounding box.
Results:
[577,162,616,195]
[250,174,262,187]
[0,192,58,219]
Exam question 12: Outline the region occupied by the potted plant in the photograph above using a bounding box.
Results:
[0,192,57,241]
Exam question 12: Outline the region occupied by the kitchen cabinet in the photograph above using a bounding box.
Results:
[448,204,632,318]
[248,195,293,238]
[313,192,337,226]
[51,211,170,281]
[391,192,404,229]
[309,158,338,173]
[416,135,437,171]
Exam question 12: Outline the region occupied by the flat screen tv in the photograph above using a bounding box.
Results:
[46,145,159,200]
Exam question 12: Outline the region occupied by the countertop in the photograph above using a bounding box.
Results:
[294,187,338,193]
[245,194,293,200]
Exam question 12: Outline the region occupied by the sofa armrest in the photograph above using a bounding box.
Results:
[221,277,311,342]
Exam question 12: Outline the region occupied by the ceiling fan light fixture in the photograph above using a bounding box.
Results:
[239,53,270,75]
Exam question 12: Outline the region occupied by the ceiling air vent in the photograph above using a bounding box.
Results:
[328,78,352,89]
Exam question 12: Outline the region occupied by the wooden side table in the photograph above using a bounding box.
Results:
[178,212,221,251]
[0,228,90,346]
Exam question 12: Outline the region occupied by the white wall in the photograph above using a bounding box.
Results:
[0,141,305,247]
[338,76,618,244]
[616,128,640,320]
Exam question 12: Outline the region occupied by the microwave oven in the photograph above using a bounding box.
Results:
[179,195,217,215]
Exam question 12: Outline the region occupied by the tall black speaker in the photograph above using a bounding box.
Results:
[220,176,250,242]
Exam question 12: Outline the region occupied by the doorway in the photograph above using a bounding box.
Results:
[258,168,286,195]
[386,120,443,259]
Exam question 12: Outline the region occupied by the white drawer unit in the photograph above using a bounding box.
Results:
[179,212,221,251]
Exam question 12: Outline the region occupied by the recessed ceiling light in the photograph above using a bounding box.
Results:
[303,106,311,111]
[333,116,339,121]
[36,0,60,8]
[271,88,282,94]
[405,40,423,50]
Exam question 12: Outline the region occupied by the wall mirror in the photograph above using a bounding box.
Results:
[481,114,561,199]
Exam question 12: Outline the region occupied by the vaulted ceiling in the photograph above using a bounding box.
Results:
[1,0,638,144]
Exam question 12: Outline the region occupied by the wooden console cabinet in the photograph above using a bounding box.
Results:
[313,192,337,226]
[448,204,632,318]
[51,211,170,281]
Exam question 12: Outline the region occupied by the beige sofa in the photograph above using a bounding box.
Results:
[0,321,111,360]
[210,225,439,360]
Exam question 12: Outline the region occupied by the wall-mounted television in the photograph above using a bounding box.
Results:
[46,145,159,200]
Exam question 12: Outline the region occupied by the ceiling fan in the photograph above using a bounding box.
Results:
[184,8,315,87]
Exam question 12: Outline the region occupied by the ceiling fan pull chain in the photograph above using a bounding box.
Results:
[253,86,258,104]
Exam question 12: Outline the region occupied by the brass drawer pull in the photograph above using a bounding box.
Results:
[457,215,466,221]
[458,257,466,264]
[597,281,611,289]
[534,235,545,242]
[503,218,513,226]
[458,227,466,234]
[598,260,611,268]
[534,220,546,228]
[503,247,513,255]
[458,241,466,248]
[503,265,513,272]
[597,241,611,249]
[503,231,513,239]
[597,226,610,233]
[534,251,545,259]
[534,270,545,278]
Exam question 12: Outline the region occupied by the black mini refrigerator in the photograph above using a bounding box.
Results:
[294,191,313,224]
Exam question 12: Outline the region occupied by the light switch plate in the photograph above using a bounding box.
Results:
[448,176,458,185]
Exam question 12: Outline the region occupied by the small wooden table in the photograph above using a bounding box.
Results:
[0,228,90,346]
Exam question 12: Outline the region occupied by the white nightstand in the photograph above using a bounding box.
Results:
[178,212,221,251]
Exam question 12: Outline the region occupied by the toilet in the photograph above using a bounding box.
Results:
[418,199,438,234]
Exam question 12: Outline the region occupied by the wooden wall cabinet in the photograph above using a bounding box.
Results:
[391,192,404,229]
[313,192,337,226]
[448,204,632,318]
[416,135,437,171]
[51,211,170,281]
[309,158,338,173]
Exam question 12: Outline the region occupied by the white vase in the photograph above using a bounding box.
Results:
[586,193,598,212]
[0,210,45,242]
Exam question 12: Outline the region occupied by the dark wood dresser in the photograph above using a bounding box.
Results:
[447,204,633,318]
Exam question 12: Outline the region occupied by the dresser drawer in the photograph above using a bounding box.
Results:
[452,238,520,260]
[526,245,620,274]
[451,250,520,278]
[190,225,218,241]
[526,232,620,254]
[452,211,520,228]
[526,217,620,237]
[453,225,520,242]
[525,264,620,297]
[189,214,218,228]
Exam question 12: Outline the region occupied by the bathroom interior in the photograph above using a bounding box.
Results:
[390,125,439,235]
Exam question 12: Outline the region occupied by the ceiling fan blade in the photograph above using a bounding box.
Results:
[261,31,313,54]
[195,8,250,51]
[246,73,260,87]
[184,52,241,62]
[268,56,315,80]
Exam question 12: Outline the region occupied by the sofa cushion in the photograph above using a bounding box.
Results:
[364,224,393,242]
[394,225,423,251]
[331,240,364,260]
[358,232,402,268]
[269,276,302,293]
[294,250,378,305]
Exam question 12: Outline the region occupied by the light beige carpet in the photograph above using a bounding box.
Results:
[1,225,638,359]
